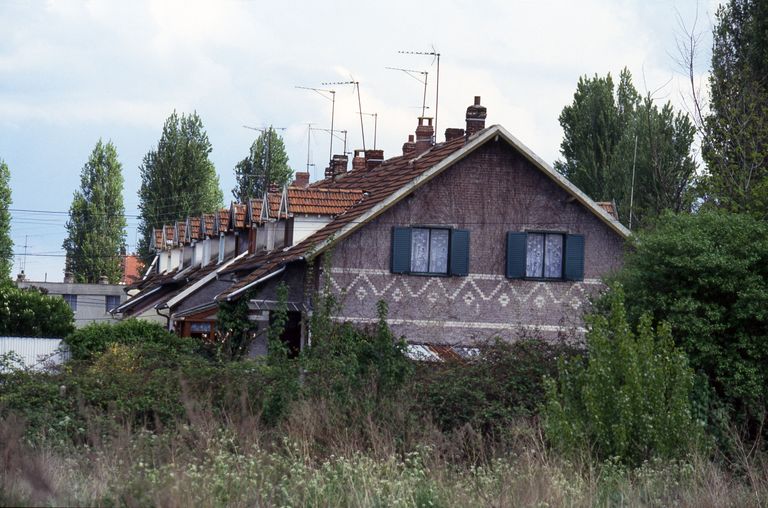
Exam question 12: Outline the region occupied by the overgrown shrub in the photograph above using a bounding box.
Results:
[64,318,197,361]
[544,286,701,466]
[418,338,577,436]
[611,211,768,437]
[0,281,74,337]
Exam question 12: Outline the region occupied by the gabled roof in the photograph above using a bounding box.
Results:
[230,203,247,228]
[176,221,187,245]
[189,217,201,241]
[216,208,230,232]
[218,124,629,300]
[202,213,216,237]
[286,187,365,215]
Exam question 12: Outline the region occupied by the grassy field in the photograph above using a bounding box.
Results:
[3,401,767,507]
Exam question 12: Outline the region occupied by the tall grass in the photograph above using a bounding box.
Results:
[2,397,766,507]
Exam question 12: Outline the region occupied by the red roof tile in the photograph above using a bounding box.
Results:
[596,201,619,221]
[203,213,216,237]
[189,217,201,241]
[286,187,365,215]
[217,208,230,232]
[249,198,263,224]
[231,203,247,228]
[164,224,175,246]
[154,228,164,250]
[176,221,187,244]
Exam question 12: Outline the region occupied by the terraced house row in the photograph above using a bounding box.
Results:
[114,97,629,357]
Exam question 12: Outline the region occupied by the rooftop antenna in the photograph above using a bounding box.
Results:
[313,128,348,155]
[295,86,336,160]
[305,122,315,178]
[322,79,365,152]
[242,125,287,197]
[399,48,441,140]
[386,67,429,117]
[311,127,348,156]
[358,112,378,150]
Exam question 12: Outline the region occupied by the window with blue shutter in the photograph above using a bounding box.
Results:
[507,231,584,280]
[391,226,469,276]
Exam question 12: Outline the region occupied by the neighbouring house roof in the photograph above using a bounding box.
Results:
[217,124,630,301]
[596,201,619,221]
[176,221,187,245]
[121,255,143,285]
[231,203,247,228]
[286,187,365,215]
[248,198,263,224]
[189,217,201,241]
[164,224,175,247]
[217,208,230,232]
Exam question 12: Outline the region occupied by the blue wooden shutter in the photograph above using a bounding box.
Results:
[391,227,412,274]
[506,232,527,279]
[449,229,470,276]
[564,234,585,281]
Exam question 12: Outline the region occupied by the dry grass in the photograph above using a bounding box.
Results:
[2,398,767,507]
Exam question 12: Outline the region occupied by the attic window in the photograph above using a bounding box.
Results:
[391,227,470,276]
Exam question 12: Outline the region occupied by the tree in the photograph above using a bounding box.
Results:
[544,286,698,466]
[232,128,292,203]
[555,69,697,227]
[702,0,768,216]
[611,211,768,437]
[0,159,12,280]
[62,141,127,283]
[138,111,223,262]
[0,281,75,337]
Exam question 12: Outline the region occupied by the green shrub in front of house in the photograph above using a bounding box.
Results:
[64,318,198,361]
[611,211,768,440]
[0,280,74,337]
[544,286,701,466]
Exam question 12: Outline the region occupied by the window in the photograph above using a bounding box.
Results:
[105,295,120,312]
[63,294,77,311]
[506,232,584,281]
[391,227,470,276]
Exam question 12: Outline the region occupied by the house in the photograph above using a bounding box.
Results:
[16,273,127,328]
[118,96,628,352]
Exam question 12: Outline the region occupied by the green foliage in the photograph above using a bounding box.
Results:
[232,128,292,202]
[703,0,768,216]
[610,211,768,436]
[215,290,256,361]
[544,286,699,465]
[555,69,697,226]
[0,281,74,337]
[419,338,576,435]
[0,159,12,280]
[64,318,195,361]
[137,111,223,262]
[62,140,127,283]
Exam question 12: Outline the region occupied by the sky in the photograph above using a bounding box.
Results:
[1,0,718,282]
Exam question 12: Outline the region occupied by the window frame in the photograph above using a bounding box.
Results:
[105,294,120,312]
[409,226,452,276]
[524,230,566,281]
[63,294,77,312]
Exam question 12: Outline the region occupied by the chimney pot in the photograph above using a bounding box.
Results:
[465,96,487,136]
[292,171,310,188]
[445,128,465,142]
[324,154,349,180]
[98,275,109,285]
[414,116,435,155]
[364,149,384,169]
[352,149,366,171]
[402,134,416,157]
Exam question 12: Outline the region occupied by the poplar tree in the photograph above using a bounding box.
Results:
[555,69,697,227]
[232,128,292,203]
[63,140,127,283]
[703,0,768,216]
[138,111,223,262]
[0,159,12,280]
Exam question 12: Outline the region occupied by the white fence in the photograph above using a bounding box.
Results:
[0,337,69,371]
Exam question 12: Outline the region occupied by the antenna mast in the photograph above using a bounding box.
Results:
[358,112,378,150]
[323,80,366,152]
[399,48,441,140]
[386,67,429,117]
[295,85,336,160]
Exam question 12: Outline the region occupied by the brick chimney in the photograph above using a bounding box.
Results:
[292,171,310,188]
[64,271,75,284]
[365,149,384,169]
[465,96,487,136]
[98,275,109,285]
[324,154,349,180]
[445,128,465,142]
[402,134,416,157]
[415,117,434,154]
[352,149,366,171]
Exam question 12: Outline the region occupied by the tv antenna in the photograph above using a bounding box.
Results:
[322,79,366,152]
[242,125,287,197]
[311,127,348,156]
[399,48,441,139]
[295,86,336,160]
[386,67,429,118]
[358,112,378,150]
[304,123,316,177]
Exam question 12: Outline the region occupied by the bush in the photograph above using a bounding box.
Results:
[418,338,577,436]
[64,318,197,361]
[612,211,768,435]
[0,281,74,337]
[544,286,700,466]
